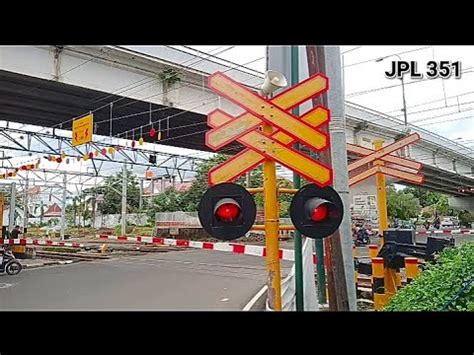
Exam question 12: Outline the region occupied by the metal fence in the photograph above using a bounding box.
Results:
[154,211,292,228]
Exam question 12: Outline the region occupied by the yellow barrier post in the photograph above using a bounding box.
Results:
[405,257,420,284]
[395,268,402,290]
[368,244,379,258]
[373,140,397,301]
[372,257,385,311]
[353,245,359,298]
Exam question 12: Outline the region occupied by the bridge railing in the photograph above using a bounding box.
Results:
[346,101,474,166]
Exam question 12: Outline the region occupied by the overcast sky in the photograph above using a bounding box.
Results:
[3,45,474,192]
[189,45,474,146]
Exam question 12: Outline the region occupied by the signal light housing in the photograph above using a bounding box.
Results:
[290,184,344,239]
[198,182,256,241]
[214,198,241,222]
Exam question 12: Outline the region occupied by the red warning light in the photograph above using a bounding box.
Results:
[215,202,241,222]
[311,204,328,222]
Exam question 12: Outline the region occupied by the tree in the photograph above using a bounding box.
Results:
[96,169,140,215]
[458,210,473,227]
[146,153,295,218]
[387,185,422,221]
[404,187,445,208]
[147,187,186,223]
[434,194,450,216]
[180,154,229,212]
[180,154,263,212]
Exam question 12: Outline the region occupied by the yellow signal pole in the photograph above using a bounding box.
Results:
[263,123,282,311]
[373,139,397,300]
[0,193,4,239]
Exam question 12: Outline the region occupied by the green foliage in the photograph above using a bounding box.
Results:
[421,211,432,219]
[387,185,421,221]
[146,187,186,223]
[158,68,181,86]
[458,210,473,227]
[114,223,134,236]
[179,154,263,212]
[384,243,474,311]
[179,154,230,212]
[97,169,140,215]
[434,194,450,215]
[144,153,296,220]
[404,187,445,208]
[47,218,59,226]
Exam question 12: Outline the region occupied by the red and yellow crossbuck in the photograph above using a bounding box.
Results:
[347,133,424,186]
[206,72,333,186]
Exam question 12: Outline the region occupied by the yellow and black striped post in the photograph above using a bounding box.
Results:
[405,257,420,284]
[395,268,402,290]
[353,245,359,297]
[368,244,379,258]
[372,257,385,311]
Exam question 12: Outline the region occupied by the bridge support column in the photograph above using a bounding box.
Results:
[448,196,474,214]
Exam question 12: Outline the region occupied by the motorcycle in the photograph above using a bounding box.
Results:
[353,227,371,246]
[0,247,23,275]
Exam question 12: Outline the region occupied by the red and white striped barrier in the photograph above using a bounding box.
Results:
[373,229,474,236]
[97,234,303,263]
[0,238,84,248]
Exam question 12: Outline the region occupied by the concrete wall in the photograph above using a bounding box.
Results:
[448,196,474,213]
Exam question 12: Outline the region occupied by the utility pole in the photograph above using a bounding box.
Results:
[23,171,29,233]
[306,45,356,311]
[0,193,4,239]
[8,182,16,234]
[60,172,67,240]
[291,46,304,311]
[139,179,144,211]
[121,164,127,236]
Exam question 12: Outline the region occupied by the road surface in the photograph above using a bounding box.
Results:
[0,249,292,310]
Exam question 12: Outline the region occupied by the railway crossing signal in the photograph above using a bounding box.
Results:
[206,72,332,187]
[347,133,424,186]
[198,182,256,241]
[290,184,344,239]
[200,70,335,311]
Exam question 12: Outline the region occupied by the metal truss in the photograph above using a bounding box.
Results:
[0,121,206,182]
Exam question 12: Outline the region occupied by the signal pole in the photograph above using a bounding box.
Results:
[263,122,282,311]
[323,46,357,310]
[291,46,305,311]
[306,45,356,311]
[121,164,127,236]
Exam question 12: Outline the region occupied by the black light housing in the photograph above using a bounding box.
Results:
[198,182,256,241]
[290,184,344,239]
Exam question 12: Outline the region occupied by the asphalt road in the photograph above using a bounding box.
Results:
[0,249,292,311]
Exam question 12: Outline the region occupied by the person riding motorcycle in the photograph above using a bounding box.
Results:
[352,223,370,246]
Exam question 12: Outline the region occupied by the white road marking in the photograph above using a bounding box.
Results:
[242,285,267,311]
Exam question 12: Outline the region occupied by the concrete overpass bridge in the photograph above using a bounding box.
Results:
[0,45,472,211]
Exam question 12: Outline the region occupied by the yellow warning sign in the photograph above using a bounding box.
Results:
[72,114,93,146]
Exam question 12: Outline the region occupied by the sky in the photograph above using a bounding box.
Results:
[3,45,474,196]
[188,45,474,145]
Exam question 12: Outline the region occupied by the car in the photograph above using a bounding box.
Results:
[440,218,454,228]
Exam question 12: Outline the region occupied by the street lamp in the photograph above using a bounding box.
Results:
[376,54,409,131]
